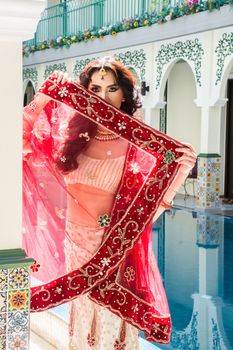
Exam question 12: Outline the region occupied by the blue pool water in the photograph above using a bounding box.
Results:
[52,208,233,350]
[154,208,233,350]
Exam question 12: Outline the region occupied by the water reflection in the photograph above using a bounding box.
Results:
[154,209,233,350]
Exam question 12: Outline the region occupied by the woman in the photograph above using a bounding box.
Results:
[23,56,196,349]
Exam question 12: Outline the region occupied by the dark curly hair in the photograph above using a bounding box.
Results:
[56,57,142,173]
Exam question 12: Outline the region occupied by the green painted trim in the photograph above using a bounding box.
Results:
[0,248,26,259]
[0,248,34,269]
[198,153,221,158]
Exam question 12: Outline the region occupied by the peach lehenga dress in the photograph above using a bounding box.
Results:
[64,153,139,350]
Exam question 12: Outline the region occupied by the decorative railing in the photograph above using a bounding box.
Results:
[23,0,231,56]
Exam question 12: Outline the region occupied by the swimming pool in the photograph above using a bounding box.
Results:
[154,208,233,350]
[52,207,233,350]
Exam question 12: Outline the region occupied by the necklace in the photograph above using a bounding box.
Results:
[94,130,120,142]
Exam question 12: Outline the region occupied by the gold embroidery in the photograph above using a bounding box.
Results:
[124,266,136,282]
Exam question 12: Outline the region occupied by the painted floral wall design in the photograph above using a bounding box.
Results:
[155,38,204,89]
[215,32,233,85]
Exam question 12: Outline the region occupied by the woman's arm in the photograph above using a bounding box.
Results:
[23,93,50,160]
[153,143,197,222]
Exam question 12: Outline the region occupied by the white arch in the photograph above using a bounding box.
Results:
[23,79,36,95]
[154,58,198,108]
[210,55,233,107]
[219,55,233,99]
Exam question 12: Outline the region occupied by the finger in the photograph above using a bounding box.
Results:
[180,142,196,153]
[56,71,63,84]
[175,155,196,163]
[175,147,196,153]
[175,148,197,158]
[177,160,196,168]
[61,72,69,84]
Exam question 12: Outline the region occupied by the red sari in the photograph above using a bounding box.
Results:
[23,74,187,344]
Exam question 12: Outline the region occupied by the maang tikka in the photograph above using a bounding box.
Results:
[97,56,114,80]
[99,67,107,80]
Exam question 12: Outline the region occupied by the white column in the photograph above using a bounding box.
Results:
[199,106,222,154]
[0,39,23,249]
[0,0,45,249]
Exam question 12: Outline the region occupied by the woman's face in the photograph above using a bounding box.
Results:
[88,69,124,109]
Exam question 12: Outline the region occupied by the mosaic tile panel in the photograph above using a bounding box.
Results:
[8,268,29,290]
[0,313,6,336]
[0,293,7,313]
[8,291,29,312]
[8,332,28,350]
[0,265,30,350]
[196,156,221,208]
[8,311,29,334]
[0,270,8,292]
[196,213,222,247]
[0,336,6,349]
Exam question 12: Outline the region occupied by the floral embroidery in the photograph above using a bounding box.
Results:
[137,207,144,215]
[98,214,111,227]
[152,322,161,333]
[30,261,40,272]
[51,116,57,123]
[117,122,126,130]
[114,340,126,350]
[28,101,37,112]
[125,194,131,203]
[60,155,66,163]
[130,162,140,174]
[132,304,139,313]
[55,207,65,219]
[55,286,62,294]
[124,266,136,282]
[58,87,69,97]
[101,257,111,267]
[87,333,95,347]
[163,150,175,164]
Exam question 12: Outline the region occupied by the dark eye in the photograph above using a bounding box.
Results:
[91,87,99,92]
[109,86,118,92]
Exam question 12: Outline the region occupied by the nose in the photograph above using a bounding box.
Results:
[98,90,109,101]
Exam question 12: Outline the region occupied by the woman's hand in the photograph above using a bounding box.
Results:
[53,70,72,85]
[168,142,197,194]
[175,142,197,176]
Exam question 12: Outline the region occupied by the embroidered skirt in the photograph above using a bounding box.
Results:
[65,221,140,350]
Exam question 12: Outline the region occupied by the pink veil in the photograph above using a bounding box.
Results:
[23,74,188,343]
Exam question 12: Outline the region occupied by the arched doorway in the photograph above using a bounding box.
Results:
[165,59,200,154]
[24,80,35,106]
[224,75,233,200]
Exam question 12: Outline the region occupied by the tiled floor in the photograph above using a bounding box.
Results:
[30,334,160,350]
[30,331,56,350]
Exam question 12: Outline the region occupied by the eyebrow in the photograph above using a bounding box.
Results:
[89,83,118,88]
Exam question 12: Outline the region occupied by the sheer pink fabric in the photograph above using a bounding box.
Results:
[22,74,189,343]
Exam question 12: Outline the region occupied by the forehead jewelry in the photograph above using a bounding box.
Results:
[79,132,90,141]
[98,67,107,80]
